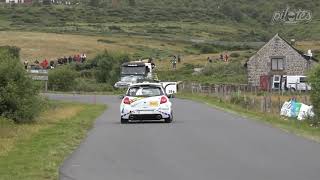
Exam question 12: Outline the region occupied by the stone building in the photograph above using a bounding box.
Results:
[246,34,317,86]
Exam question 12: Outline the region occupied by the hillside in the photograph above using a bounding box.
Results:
[0,0,319,42]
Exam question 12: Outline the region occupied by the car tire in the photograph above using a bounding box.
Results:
[164,113,173,123]
[121,118,128,124]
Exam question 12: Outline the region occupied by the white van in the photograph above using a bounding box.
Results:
[284,76,311,91]
[272,75,311,91]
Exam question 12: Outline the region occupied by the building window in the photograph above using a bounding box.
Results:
[271,58,284,70]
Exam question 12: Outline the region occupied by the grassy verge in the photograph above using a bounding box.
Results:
[0,101,106,180]
[178,93,320,143]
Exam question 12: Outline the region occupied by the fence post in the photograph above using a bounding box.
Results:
[269,95,272,113]
[261,96,265,112]
[304,96,308,105]
[278,96,281,113]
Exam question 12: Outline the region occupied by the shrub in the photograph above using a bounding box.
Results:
[309,64,320,125]
[48,66,78,91]
[0,46,20,58]
[0,48,45,123]
[230,52,240,57]
[94,51,129,85]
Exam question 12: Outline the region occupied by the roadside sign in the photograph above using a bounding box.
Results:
[31,76,48,81]
[29,69,48,74]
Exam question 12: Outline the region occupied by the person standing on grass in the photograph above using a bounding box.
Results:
[50,60,55,68]
[225,53,229,62]
[178,55,181,63]
[81,53,87,63]
[171,55,177,70]
[220,54,224,61]
[24,60,28,70]
[43,59,49,69]
[68,56,73,63]
[63,56,68,64]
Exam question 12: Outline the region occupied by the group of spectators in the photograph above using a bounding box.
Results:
[24,53,87,70]
[207,53,229,63]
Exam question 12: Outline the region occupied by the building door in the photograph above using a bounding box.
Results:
[260,75,270,91]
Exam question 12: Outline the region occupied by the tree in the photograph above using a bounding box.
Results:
[0,47,45,123]
[309,64,320,125]
[94,51,129,85]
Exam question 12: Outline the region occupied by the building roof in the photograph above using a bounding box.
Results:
[246,34,318,66]
[278,34,318,62]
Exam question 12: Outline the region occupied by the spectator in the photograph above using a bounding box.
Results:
[50,60,55,67]
[63,56,68,64]
[23,60,28,70]
[76,54,81,63]
[225,53,229,62]
[68,56,73,63]
[81,53,87,63]
[171,55,177,70]
[58,58,63,65]
[34,60,39,64]
[177,55,181,63]
[207,57,212,63]
[40,59,49,69]
[220,54,224,61]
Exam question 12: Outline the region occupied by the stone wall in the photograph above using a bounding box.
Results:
[247,34,316,86]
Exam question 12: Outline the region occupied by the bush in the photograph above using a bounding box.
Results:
[0,48,45,123]
[94,51,129,85]
[230,52,240,57]
[48,66,78,91]
[309,64,320,125]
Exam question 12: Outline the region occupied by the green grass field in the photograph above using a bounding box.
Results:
[0,101,106,180]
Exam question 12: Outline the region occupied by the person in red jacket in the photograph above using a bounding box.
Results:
[41,59,49,69]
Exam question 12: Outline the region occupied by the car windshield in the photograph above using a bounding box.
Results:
[121,76,142,82]
[121,66,146,75]
[127,85,163,97]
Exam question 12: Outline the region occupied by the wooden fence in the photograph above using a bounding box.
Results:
[178,82,311,114]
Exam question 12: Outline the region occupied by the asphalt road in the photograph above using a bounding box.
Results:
[47,94,320,180]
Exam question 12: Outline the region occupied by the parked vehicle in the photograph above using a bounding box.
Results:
[120,83,173,124]
[284,75,311,91]
[272,75,311,91]
[114,60,155,88]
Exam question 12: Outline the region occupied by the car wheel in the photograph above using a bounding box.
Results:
[164,113,173,123]
[121,118,128,124]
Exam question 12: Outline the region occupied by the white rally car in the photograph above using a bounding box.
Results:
[120,83,173,123]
